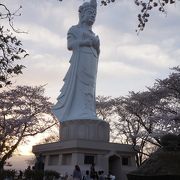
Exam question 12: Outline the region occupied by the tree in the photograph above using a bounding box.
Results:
[96,96,120,141]
[112,67,180,166]
[96,96,114,121]
[95,93,160,166]
[96,93,166,166]
[40,134,59,144]
[149,66,180,135]
[0,3,28,88]
[95,67,180,166]
[113,92,162,166]
[0,85,57,170]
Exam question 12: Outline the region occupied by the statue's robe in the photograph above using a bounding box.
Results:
[52,25,99,122]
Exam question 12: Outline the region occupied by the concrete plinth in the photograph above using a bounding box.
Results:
[33,119,137,180]
[32,139,136,180]
[60,119,109,142]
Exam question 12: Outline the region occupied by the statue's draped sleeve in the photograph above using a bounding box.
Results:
[67,26,80,51]
[52,26,80,121]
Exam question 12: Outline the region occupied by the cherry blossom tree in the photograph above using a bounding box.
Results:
[96,96,114,121]
[86,67,180,166]
[96,93,164,166]
[112,67,180,165]
[39,134,59,144]
[113,92,162,166]
[149,66,180,135]
[96,96,120,141]
[0,85,57,170]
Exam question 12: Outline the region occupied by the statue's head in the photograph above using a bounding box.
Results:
[78,0,97,26]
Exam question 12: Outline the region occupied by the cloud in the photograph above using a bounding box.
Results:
[117,44,177,69]
[99,61,153,77]
[17,23,66,50]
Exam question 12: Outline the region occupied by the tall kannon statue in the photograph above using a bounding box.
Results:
[52,0,100,122]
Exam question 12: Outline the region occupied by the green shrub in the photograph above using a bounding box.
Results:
[44,170,60,180]
[0,169,16,178]
[24,169,44,180]
[23,169,60,180]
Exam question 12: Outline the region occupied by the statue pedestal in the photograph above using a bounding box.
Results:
[60,119,109,142]
[33,119,137,180]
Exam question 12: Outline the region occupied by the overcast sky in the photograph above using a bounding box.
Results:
[4,0,180,102]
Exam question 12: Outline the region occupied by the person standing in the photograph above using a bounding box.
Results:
[90,163,95,179]
[17,170,23,179]
[73,165,82,180]
[98,171,105,180]
[83,170,91,180]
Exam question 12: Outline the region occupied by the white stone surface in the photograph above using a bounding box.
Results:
[32,139,137,180]
[52,0,100,122]
[60,119,109,142]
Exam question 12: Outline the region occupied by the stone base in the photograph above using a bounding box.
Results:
[60,119,109,142]
[32,119,137,180]
[32,139,137,180]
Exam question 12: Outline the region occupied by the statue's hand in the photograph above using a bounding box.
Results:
[92,35,100,48]
[80,39,93,46]
[82,39,93,47]
[79,33,92,47]
[82,33,99,48]
[83,32,92,39]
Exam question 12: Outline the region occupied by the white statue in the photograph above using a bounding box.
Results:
[52,0,100,122]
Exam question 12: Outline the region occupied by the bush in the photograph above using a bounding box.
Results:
[23,169,60,180]
[44,170,60,180]
[0,169,16,178]
[24,169,44,180]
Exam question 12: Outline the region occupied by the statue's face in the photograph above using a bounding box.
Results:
[83,8,96,26]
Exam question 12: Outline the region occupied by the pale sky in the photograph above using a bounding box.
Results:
[2,0,180,169]
[4,0,180,101]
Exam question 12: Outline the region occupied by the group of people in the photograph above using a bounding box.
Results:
[71,164,113,180]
